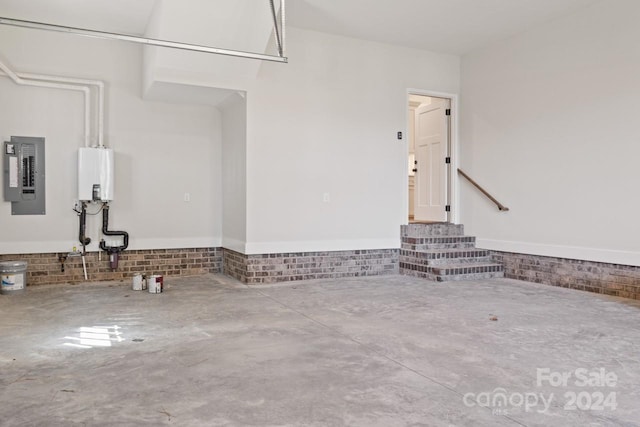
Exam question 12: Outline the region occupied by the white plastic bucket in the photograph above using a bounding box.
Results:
[0,261,27,295]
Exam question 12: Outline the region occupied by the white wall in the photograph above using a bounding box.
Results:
[460,0,640,266]
[244,28,460,254]
[220,93,247,252]
[0,27,222,254]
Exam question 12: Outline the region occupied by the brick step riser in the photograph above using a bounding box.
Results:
[400,249,490,259]
[400,255,493,267]
[400,262,504,276]
[400,268,504,282]
[432,265,504,277]
[426,257,494,266]
[402,243,477,251]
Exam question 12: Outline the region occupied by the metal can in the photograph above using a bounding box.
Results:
[132,273,144,291]
[148,275,163,294]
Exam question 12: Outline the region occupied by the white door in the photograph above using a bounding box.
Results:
[414,97,450,222]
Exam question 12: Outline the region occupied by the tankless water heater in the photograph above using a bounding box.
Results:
[78,147,114,202]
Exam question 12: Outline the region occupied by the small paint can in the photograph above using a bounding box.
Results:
[132,273,145,291]
[148,275,163,294]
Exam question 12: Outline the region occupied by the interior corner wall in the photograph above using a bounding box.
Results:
[220,93,247,252]
[459,0,640,267]
[244,27,460,254]
[0,27,222,254]
[143,0,270,91]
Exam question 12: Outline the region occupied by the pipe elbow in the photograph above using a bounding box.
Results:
[100,204,129,253]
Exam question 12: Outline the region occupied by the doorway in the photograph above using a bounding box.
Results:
[407,93,452,223]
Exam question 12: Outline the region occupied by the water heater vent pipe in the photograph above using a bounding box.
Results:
[16,72,105,147]
[0,59,92,146]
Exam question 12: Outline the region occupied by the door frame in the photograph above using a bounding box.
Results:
[405,88,459,224]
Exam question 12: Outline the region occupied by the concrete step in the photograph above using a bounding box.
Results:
[401,223,464,238]
[402,235,476,250]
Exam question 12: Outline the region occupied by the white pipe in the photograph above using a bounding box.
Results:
[18,72,105,147]
[82,255,88,280]
[98,82,104,147]
[0,61,92,147]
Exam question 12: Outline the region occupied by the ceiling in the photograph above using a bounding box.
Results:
[287,0,600,54]
[0,0,600,55]
[0,0,156,35]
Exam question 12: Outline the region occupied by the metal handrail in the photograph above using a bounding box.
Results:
[457,168,509,212]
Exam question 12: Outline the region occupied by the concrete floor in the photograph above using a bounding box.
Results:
[1,274,639,427]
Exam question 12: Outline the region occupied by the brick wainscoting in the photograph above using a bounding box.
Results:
[223,248,399,284]
[0,248,223,286]
[5,245,637,298]
[491,251,640,300]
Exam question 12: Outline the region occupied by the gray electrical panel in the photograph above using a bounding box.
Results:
[3,136,46,215]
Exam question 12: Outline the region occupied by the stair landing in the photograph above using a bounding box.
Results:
[400,223,504,282]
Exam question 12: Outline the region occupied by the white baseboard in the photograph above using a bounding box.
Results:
[0,237,222,255]
[243,238,401,255]
[127,237,222,250]
[477,238,640,267]
[0,237,401,256]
